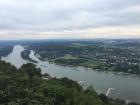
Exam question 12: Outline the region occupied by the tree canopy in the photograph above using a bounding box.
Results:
[0,61,139,105]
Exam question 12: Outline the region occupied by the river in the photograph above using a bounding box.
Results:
[2,45,140,103]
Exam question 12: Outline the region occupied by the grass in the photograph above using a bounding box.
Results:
[54,56,103,70]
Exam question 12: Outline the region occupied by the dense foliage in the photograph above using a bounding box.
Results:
[21,50,37,63]
[0,61,139,105]
[0,43,13,58]
[0,61,103,105]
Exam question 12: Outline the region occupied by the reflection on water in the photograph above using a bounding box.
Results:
[1,45,29,68]
[2,45,140,103]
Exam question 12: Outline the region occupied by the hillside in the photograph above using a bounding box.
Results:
[0,60,139,105]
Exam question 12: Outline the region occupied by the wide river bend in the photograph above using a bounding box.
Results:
[2,45,140,103]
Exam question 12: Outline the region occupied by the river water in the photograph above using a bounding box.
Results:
[2,45,140,103]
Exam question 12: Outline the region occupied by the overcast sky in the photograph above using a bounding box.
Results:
[0,0,140,40]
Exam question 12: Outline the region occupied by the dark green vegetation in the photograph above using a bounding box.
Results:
[0,60,139,105]
[0,42,13,58]
[25,40,140,75]
[21,50,37,63]
[0,40,27,59]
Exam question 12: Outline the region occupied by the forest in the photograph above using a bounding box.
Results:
[0,60,139,105]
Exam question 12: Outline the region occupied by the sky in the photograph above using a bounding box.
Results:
[0,0,140,40]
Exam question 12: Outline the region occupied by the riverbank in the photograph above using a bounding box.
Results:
[34,54,140,77]
[27,40,140,75]
[21,49,38,63]
[2,45,140,103]
[1,60,140,105]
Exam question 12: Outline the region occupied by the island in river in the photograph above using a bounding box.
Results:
[1,44,140,104]
[25,39,140,75]
[1,39,140,75]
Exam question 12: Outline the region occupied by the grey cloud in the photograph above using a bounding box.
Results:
[0,0,140,31]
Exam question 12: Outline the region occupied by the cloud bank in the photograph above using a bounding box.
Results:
[0,0,140,40]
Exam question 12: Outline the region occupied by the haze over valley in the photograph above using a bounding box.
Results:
[0,0,140,105]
